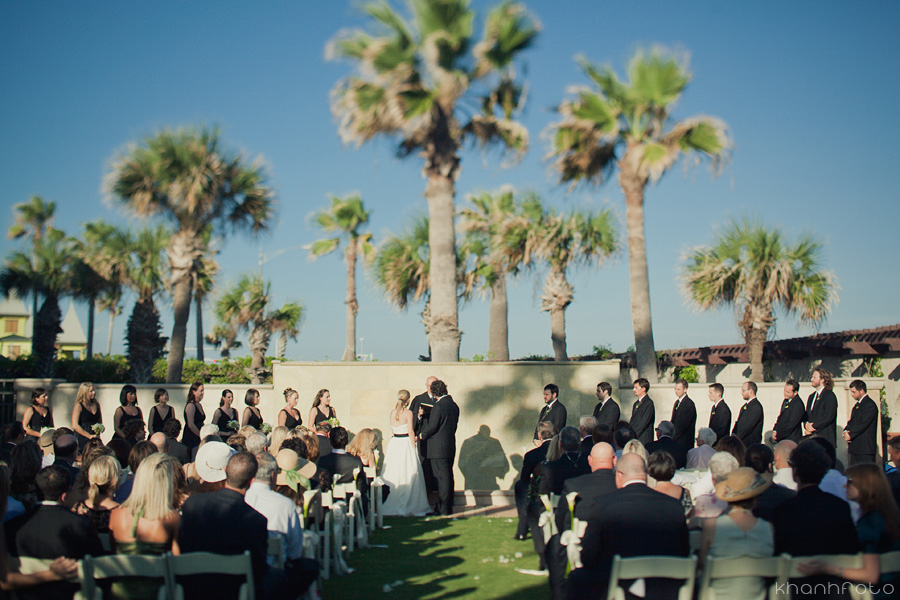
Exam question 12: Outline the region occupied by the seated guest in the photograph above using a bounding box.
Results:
[575,416,598,473]
[51,434,80,482]
[886,436,900,508]
[773,440,859,599]
[190,424,220,461]
[272,448,317,507]
[592,423,614,446]
[1,422,25,464]
[646,421,687,469]
[648,451,691,515]
[613,426,635,459]
[226,434,247,452]
[691,435,746,499]
[268,426,290,456]
[38,429,56,468]
[162,419,190,465]
[245,431,268,455]
[772,440,798,490]
[71,455,121,533]
[122,419,146,446]
[692,452,739,519]
[1,464,26,522]
[149,432,168,454]
[106,438,133,474]
[347,428,379,468]
[314,422,333,459]
[699,467,774,600]
[514,421,557,541]
[9,442,42,510]
[4,466,104,600]
[115,441,157,503]
[568,453,689,599]
[687,427,717,469]
[745,443,795,522]
[318,427,366,497]
[191,441,235,495]
[807,436,853,505]
[621,439,648,466]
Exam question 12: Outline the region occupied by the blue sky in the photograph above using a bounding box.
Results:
[2,1,898,362]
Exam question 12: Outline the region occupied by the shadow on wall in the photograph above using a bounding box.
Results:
[457,425,509,491]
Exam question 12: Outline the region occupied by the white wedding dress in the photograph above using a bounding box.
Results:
[381,421,431,516]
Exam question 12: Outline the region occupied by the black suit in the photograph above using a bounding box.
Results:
[409,391,435,492]
[630,396,655,445]
[773,395,805,443]
[708,400,732,443]
[534,400,567,440]
[5,503,105,600]
[887,471,900,510]
[166,437,190,465]
[419,394,459,515]
[52,458,80,483]
[646,436,688,470]
[0,441,16,464]
[569,483,689,600]
[773,486,860,599]
[732,398,764,446]
[752,483,796,522]
[671,395,696,450]
[178,488,269,600]
[805,388,838,448]
[315,433,332,460]
[845,395,878,464]
[514,440,550,538]
[318,450,369,511]
[593,398,620,429]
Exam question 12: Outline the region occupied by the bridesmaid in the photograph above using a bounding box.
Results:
[71,382,102,448]
[278,388,302,429]
[182,382,206,451]
[148,389,175,435]
[22,388,53,438]
[212,390,238,439]
[241,389,263,429]
[308,389,337,427]
[113,385,144,440]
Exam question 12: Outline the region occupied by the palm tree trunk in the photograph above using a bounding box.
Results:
[248,323,271,384]
[342,241,358,361]
[743,304,772,382]
[106,309,115,355]
[619,152,658,382]
[747,325,767,382]
[86,297,95,359]
[424,151,461,362]
[277,332,287,360]
[195,295,204,363]
[34,295,62,378]
[550,307,568,362]
[166,230,199,383]
[488,273,509,361]
[541,269,572,363]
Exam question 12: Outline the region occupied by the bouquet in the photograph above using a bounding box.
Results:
[227,420,240,431]
[326,417,341,429]
[91,423,106,435]
[260,422,273,434]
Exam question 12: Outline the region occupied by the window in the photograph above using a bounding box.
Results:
[4,320,17,334]
[9,345,21,357]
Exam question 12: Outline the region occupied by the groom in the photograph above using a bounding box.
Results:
[418,379,459,516]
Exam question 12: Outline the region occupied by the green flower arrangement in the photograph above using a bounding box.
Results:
[91,423,106,435]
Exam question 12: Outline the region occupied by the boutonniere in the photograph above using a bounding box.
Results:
[741,404,748,411]
[711,409,716,416]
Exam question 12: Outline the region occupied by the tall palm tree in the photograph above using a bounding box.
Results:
[307,194,375,361]
[548,48,732,380]
[106,126,274,383]
[269,302,304,360]
[125,226,169,383]
[82,221,131,356]
[192,229,219,363]
[329,0,539,362]
[682,218,838,381]
[7,196,56,321]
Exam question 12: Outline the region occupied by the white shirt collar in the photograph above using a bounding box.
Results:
[676,394,686,402]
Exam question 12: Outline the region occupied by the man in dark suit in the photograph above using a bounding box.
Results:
[162,419,191,465]
[317,427,368,506]
[514,421,557,540]
[732,381,764,446]
[772,379,805,443]
[630,378,655,445]
[568,453,689,600]
[671,378,696,451]
[646,421,687,469]
[51,434,80,483]
[592,381,620,429]
[5,466,103,600]
[314,421,333,460]
[534,383,567,443]
[418,379,459,516]
[773,440,859,599]
[1,421,24,464]
[410,375,437,493]
[744,443,796,522]
[843,379,879,465]
[707,383,732,443]
[575,416,597,475]
[887,436,900,508]
[804,366,837,447]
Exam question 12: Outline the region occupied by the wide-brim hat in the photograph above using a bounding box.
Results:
[275,448,317,487]
[715,467,772,502]
[39,428,56,448]
[195,441,235,483]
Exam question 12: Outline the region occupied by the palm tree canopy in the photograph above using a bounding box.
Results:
[106,126,273,236]
[215,273,272,331]
[307,194,376,263]
[8,195,56,243]
[328,0,539,159]
[128,226,170,301]
[371,215,430,309]
[548,47,732,186]
[3,229,75,296]
[682,218,839,328]
[270,301,305,338]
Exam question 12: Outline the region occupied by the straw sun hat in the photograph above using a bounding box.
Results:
[195,441,236,483]
[715,467,772,502]
[275,449,317,490]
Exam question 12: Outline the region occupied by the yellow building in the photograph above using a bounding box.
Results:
[0,295,87,359]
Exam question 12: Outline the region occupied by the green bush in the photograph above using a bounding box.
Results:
[673,364,701,383]
[0,355,134,382]
[152,356,274,384]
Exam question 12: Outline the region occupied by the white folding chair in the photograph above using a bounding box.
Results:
[606,555,697,600]
[167,551,255,600]
[699,554,790,600]
[77,553,171,600]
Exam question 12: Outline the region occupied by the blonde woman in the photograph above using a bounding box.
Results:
[71,455,121,533]
[71,382,102,448]
[347,428,379,468]
[268,426,290,456]
[381,390,430,516]
[278,388,303,429]
[309,389,337,427]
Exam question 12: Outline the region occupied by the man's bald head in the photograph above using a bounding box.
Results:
[588,442,616,471]
[149,432,168,453]
[773,440,797,469]
[426,376,437,392]
[614,452,647,487]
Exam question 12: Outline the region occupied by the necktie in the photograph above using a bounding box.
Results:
[674,399,680,411]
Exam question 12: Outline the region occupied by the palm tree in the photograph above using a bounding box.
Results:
[7,196,56,321]
[548,48,732,380]
[307,194,375,361]
[682,218,838,381]
[192,229,219,363]
[106,126,274,383]
[81,221,131,356]
[269,302,304,360]
[125,226,169,383]
[329,0,539,362]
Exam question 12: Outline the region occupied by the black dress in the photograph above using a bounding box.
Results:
[214,407,238,437]
[313,406,334,426]
[113,407,144,439]
[244,406,263,430]
[182,403,206,450]
[280,409,301,429]
[28,406,53,432]
[76,403,102,448]
[148,404,175,435]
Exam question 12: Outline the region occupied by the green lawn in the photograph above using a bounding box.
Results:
[321,515,548,599]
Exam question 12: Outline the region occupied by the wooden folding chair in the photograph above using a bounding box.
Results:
[76,553,171,600]
[699,554,790,600]
[788,554,870,600]
[606,555,697,600]
[167,551,255,600]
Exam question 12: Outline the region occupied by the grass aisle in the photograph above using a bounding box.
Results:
[322,515,548,599]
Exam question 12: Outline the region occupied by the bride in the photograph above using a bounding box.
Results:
[381,389,431,516]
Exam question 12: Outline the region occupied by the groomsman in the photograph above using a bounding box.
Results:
[733,381,764,446]
[804,367,837,447]
[707,383,732,443]
[843,379,878,465]
[630,378,655,445]
[533,384,567,444]
[592,382,620,429]
[772,379,805,443]
[671,379,697,451]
